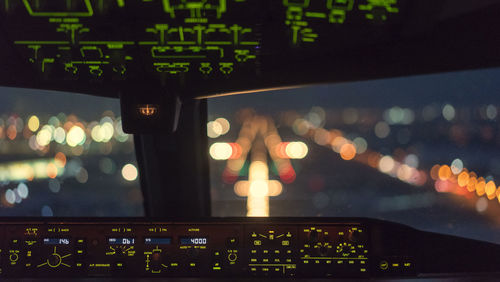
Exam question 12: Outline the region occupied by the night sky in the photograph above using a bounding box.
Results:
[209,67,500,115]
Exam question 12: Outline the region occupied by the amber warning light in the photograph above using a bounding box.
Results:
[138,104,159,117]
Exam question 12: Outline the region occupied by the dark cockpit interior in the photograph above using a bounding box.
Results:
[1,0,500,280]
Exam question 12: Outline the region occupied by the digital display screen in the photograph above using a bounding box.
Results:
[179,237,208,245]
[43,238,70,245]
[144,238,172,245]
[108,238,135,245]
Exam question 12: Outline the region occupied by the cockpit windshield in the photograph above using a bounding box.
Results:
[208,67,500,245]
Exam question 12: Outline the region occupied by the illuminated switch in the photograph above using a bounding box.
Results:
[226,237,239,247]
[379,260,389,270]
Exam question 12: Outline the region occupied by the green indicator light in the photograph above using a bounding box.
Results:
[154,62,190,74]
[283,0,310,8]
[79,41,135,45]
[80,46,103,58]
[68,61,110,65]
[41,58,54,72]
[14,41,69,45]
[305,12,326,18]
[138,41,159,46]
[219,62,233,75]
[163,0,227,19]
[185,18,208,23]
[199,62,213,75]
[167,42,197,45]
[234,49,255,62]
[240,41,259,45]
[327,0,354,23]
[89,65,103,77]
[205,41,232,45]
[113,65,126,75]
[117,0,125,8]
[358,0,399,21]
[22,0,94,17]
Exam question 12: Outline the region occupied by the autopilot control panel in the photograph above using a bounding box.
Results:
[0,218,418,278]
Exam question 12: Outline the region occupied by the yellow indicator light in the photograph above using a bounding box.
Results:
[138,104,159,117]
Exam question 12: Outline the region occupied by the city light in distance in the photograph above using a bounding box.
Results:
[209,142,241,160]
[207,117,231,138]
[340,143,356,160]
[27,115,40,132]
[275,142,308,159]
[66,125,86,147]
[121,164,138,181]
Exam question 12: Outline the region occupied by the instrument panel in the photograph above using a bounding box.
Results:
[0,0,402,80]
[0,0,407,98]
[0,218,420,278]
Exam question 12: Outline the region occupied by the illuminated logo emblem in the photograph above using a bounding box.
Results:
[138,104,159,117]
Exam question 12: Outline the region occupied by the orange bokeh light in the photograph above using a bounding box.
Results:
[54,152,67,167]
[438,165,452,181]
[46,163,58,179]
[340,143,356,161]
[457,171,469,187]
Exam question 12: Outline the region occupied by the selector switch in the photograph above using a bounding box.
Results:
[309,230,319,244]
[226,237,239,248]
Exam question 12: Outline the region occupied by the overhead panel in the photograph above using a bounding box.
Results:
[0,0,403,95]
